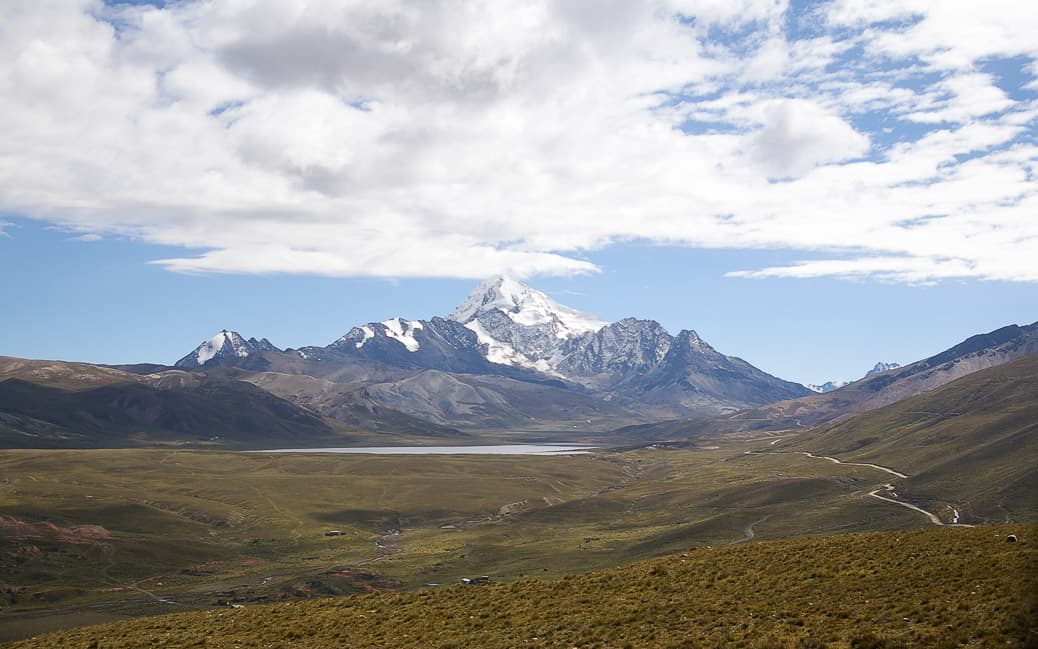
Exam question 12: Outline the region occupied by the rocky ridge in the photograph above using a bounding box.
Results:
[175,276,812,418]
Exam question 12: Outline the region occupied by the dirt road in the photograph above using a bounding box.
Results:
[867,484,972,527]
[728,515,771,545]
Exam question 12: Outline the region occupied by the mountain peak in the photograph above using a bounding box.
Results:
[175,330,279,368]
[866,361,900,376]
[448,276,607,335]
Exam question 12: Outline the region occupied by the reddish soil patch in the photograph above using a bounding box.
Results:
[0,515,111,545]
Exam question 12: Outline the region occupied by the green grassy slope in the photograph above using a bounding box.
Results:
[0,442,936,641]
[7,524,1035,649]
[785,353,1038,524]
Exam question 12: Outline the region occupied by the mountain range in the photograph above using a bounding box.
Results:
[617,320,1038,441]
[173,276,812,427]
[1,276,1035,448]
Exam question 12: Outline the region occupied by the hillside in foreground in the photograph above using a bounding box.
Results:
[7,524,1035,649]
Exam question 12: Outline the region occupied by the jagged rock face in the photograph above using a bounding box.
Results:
[175,331,280,369]
[555,318,674,387]
[325,317,503,374]
[636,330,812,409]
[468,307,568,368]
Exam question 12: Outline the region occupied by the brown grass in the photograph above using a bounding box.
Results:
[7,524,1035,649]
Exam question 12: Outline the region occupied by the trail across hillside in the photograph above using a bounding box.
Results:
[728,515,770,545]
[868,485,973,527]
[789,451,909,479]
[744,449,908,478]
[743,448,968,526]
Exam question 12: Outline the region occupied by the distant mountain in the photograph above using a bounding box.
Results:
[734,321,1038,429]
[806,361,901,393]
[614,321,1038,441]
[0,356,467,449]
[805,380,848,394]
[176,330,279,369]
[865,361,900,376]
[171,276,812,424]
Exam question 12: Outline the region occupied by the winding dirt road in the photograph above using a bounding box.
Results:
[728,515,771,545]
[789,451,909,479]
[867,485,973,527]
[744,449,907,478]
[744,448,969,526]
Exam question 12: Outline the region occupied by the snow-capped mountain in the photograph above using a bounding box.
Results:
[448,275,608,373]
[175,330,279,368]
[866,361,900,376]
[335,318,425,353]
[806,380,849,394]
[440,278,809,407]
[322,316,502,375]
[450,275,607,336]
[807,361,903,393]
[173,276,813,416]
[322,275,615,376]
[330,276,809,410]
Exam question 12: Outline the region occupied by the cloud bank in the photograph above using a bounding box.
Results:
[1,0,1036,282]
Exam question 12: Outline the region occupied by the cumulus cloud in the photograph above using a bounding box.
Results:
[748,99,869,177]
[0,0,1036,282]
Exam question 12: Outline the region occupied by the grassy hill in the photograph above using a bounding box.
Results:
[785,353,1038,524]
[6,524,1035,649]
[0,442,943,642]
[3,356,1036,643]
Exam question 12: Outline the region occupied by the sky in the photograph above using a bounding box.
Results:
[1,0,1036,385]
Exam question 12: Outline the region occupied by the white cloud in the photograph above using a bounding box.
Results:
[726,256,977,284]
[856,2,1038,69]
[0,0,1035,283]
[748,99,870,177]
[904,74,1014,124]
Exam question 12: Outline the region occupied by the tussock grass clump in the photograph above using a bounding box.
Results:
[6,524,1035,648]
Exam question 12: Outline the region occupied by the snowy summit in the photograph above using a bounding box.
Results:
[445,275,608,372]
[448,275,607,337]
[175,330,278,368]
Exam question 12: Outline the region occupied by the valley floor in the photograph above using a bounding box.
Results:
[0,436,1031,643]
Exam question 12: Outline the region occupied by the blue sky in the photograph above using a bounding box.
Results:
[1,0,1036,385]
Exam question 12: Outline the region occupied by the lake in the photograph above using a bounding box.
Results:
[251,444,596,455]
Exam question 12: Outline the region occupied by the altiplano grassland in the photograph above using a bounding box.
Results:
[7,524,1036,649]
[784,353,1038,525]
[0,439,965,642]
